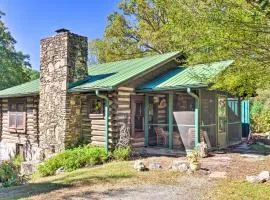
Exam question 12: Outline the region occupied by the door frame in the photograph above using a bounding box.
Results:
[130,95,145,137]
[216,94,228,149]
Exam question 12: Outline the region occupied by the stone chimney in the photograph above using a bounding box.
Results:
[39,29,88,158]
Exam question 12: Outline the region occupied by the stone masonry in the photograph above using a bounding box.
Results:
[39,30,88,159]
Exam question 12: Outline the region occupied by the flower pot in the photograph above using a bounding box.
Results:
[189,162,201,171]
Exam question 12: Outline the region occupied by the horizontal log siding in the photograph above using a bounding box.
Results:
[0,96,39,161]
[80,93,118,147]
[116,87,145,148]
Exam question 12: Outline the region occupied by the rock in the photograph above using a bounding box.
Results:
[172,161,189,172]
[133,160,147,171]
[198,142,208,158]
[240,154,265,161]
[209,171,227,179]
[235,143,250,150]
[149,162,162,170]
[20,162,38,175]
[56,167,65,175]
[257,171,270,182]
[246,176,262,183]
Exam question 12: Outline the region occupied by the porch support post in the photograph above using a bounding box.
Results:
[144,95,149,147]
[168,92,173,150]
[187,88,200,149]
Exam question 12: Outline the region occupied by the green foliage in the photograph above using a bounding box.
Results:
[187,150,199,164]
[251,110,270,132]
[0,10,38,90]
[91,0,270,97]
[250,89,270,132]
[38,146,109,177]
[66,136,89,149]
[0,155,24,187]
[113,147,132,161]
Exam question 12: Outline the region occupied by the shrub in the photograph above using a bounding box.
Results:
[0,155,24,187]
[66,136,89,149]
[38,145,109,176]
[113,147,132,161]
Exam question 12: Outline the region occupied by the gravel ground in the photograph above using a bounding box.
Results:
[61,177,213,200]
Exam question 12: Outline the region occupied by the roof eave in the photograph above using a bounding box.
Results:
[68,86,115,93]
[136,84,208,92]
[0,92,39,98]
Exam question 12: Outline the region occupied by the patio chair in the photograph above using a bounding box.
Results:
[154,127,169,146]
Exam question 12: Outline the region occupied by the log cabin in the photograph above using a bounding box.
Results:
[0,29,247,162]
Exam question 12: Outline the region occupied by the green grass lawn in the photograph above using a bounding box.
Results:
[249,143,270,151]
[0,161,180,200]
[210,180,270,200]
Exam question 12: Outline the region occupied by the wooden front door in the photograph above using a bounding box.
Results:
[131,95,145,137]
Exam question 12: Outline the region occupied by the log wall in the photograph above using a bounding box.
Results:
[0,96,40,161]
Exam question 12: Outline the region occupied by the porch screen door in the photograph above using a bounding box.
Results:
[217,96,228,148]
[131,96,144,136]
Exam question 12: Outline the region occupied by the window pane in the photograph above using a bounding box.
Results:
[16,113,24,128]
[135,103,142,116]
[9,112,17,128]
[89,98,103,114]
[17,104,25,112]
[135,116,143,130]
[10,104,17,111]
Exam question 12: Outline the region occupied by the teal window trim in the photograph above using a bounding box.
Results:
[168,93,173,149]
[144,95,149,147]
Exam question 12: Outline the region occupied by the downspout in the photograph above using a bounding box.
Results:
[95,90,109,153]
[187,88,200,149]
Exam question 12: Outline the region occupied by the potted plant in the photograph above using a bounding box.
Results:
[187,150,201,171]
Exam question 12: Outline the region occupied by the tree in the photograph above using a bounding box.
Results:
[0,10,38,90]
[91,0,270,97]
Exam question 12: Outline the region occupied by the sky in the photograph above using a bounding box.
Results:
[0,0,120,70]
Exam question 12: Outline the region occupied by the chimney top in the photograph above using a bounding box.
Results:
[55,28,70,34]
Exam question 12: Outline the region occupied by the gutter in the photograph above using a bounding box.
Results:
[95,90,109,153]
[187,88,200,149]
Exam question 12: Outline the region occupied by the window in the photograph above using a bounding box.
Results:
[135,102,144,131]
[88,97,104,117]
[8,99,26,133]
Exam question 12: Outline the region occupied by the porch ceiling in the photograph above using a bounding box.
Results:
[136,60,234,92]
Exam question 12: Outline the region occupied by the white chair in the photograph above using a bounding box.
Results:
[154,127,169,146]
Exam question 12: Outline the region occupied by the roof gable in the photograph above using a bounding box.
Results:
[137,60,234,91]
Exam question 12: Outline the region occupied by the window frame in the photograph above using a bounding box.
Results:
[88,97,104,119]
[8,98,26,133]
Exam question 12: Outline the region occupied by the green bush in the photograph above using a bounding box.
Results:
[251,110,270,132]
[250,90,270,133]
[0,155,24,187]
[66,136,89,149]
[113,147,132,161]
[38,145,109,176]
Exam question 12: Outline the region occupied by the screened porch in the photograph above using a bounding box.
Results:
[131,89,242,153]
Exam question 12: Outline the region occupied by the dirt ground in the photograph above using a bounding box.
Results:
[1,151,270,200]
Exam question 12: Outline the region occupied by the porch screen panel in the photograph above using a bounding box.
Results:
[148,95,169,147]
[173,92,195,150]
[200,90,217,148]
[227,98,242,145]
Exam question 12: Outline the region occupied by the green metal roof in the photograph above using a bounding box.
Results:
[0,79,40,98]
[0,53,233,98]
[0,52,181,98]
[137,60,234,91]
[70,51,181,92]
